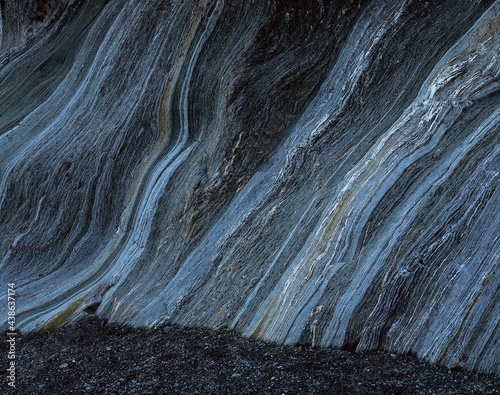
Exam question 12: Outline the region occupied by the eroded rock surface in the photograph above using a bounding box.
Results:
[1,0,498,374]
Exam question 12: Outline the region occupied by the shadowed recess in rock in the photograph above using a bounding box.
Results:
[0,0,498,375]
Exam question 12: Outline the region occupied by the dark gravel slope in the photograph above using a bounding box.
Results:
[3,318,499,394]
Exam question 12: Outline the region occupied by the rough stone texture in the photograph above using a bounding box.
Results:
[0,0,498,375]
[5,318,500,395]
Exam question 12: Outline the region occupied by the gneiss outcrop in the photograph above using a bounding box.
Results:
[1,0,498,375]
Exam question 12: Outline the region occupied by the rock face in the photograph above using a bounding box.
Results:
[0,0,498,374]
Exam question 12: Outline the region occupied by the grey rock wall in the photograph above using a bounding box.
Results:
[1,0,498,374]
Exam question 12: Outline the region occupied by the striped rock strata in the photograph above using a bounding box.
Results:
[1,0,498,374]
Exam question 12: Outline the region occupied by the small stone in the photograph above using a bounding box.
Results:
[105,346,112,351]
[59,362,69,369]
[231,373,241,378]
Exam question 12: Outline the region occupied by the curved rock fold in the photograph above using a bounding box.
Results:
[1,0,498,374]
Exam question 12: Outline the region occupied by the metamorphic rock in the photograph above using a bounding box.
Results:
[0,0,499,375]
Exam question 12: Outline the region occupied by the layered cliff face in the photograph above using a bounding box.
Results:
[1,0,498,374]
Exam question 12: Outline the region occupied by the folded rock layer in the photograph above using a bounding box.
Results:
[1,0,498,374]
